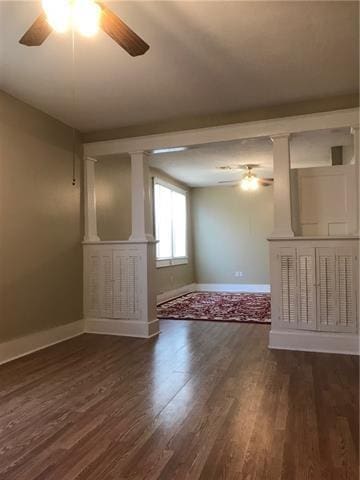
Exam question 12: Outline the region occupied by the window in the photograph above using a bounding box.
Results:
[154,179,187,267]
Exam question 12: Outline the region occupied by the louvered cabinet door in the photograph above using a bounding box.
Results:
[99,250,114,318]
[113,251,140,320]
[335,246,357,333]
[277,248,297,328]
[84,249,101,317]
[316,248,337,332]
[296,247,317,330]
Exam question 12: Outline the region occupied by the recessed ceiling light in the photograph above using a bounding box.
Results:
[152,147,187,154]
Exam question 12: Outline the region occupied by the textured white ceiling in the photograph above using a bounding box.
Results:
[0,1,358,132]
[149,128,354,186]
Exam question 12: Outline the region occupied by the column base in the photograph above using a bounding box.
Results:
[269,230,295,239]
[83,235,101,242]
[128,234,155,242]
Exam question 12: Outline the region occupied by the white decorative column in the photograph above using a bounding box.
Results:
[351,126,359,235]
[129,151,154,242]
[128,151,159,338]
[271,134,294,238]
[84,156,100,242]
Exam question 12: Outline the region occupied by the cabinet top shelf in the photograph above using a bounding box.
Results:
[82,240,158,245]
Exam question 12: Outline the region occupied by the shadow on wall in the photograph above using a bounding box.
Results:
[0,91,83,343]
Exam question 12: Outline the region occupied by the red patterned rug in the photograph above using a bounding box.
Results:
[157,292,271,324]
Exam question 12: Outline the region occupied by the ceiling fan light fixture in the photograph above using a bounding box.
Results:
[240,173,259,191]
[42,0,101,37]
[42,0,71,33]
[73,0,101,37]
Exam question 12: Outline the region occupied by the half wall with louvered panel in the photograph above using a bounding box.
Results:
[83,242,159,338]
[336,246,357,333]
[278,248,297,327]
[270,238,358,333]
[269,238,358,354]
[316,248,337,332]
[297,247,317,330]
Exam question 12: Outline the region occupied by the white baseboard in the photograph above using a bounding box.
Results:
[197,283,271,293]
[157,283,197,304]
[84,318,160,338]
[269,329,360,355]
[0,320,84,365]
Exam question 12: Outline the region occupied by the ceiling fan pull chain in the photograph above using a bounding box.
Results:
[72,128,76,186]
[71,27,76,187]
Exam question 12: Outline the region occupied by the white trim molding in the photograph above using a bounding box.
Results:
[197,283,271,293]
[0,320,84,365]
[157,283,197,304]
[84,318,159,338]
[156,257,189,268]
[84,108,359,157]
[269,329,359,355]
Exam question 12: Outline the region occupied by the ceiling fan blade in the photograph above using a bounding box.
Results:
[218,180,239,184]
[19,13,52,46]
[259,178,274,186]
[98,3,149,56]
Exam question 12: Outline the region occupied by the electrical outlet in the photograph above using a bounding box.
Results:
[234,271,244,278]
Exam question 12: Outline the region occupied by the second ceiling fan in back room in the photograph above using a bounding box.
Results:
[19,0,149,57]
[218,164,274,191]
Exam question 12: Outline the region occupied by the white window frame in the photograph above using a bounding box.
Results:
[154,177,188,268]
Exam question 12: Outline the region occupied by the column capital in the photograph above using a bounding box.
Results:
[85,156,98,163]
[129,150,150,157]
[270,133,291,142]
[350,125,360,135]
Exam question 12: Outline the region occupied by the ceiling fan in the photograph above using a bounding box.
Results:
[218,164,273,191]
[19,0,149,57]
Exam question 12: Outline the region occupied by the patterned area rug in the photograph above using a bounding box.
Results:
[157,291,271,324]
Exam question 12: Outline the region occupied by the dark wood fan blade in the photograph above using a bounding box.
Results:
[218,180,239,184]
[259,178,274,186]
[98,3,149,56]
[19,13,52,46]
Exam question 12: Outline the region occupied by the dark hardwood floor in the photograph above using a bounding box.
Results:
[0,320,358,479]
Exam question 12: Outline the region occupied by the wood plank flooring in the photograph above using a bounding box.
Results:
[0,320,358,479]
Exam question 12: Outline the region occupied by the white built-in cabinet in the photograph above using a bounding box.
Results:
[271,240,358,333]
[83,241,158,338]
[84,243,151,320]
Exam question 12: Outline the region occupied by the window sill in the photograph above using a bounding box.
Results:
[156,258,189,268]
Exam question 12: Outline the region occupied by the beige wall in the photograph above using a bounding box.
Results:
[94,160,195,294]
[95,155,132,240]
[0,91,82,342]
[192,186,273,285]
[83,94,358,142]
